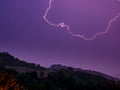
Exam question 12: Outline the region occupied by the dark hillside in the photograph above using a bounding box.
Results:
[0,52,36,68]
[0,52,120,90]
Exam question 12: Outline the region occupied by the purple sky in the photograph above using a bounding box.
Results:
[0,0,120,76]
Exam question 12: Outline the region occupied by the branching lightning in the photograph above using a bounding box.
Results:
[43,0,120,40]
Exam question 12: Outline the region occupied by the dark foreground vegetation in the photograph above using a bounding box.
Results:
[0,52,120,90]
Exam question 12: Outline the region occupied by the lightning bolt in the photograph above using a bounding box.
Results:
[43,0,120,40]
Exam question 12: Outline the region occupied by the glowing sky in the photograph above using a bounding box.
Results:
[0,0,120,76]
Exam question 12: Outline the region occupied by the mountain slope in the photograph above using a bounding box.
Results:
[0,52,36,67]
[0,52,120,90]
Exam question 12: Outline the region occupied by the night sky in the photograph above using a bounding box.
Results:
[0,0,120,76]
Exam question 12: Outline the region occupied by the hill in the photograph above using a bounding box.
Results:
[0,52,36,67]
[0,52,120,90]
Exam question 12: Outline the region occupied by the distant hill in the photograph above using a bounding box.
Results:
[0,52,120,90]
[0,52,117,79]
[50,64,118,81]
[0,52,118,79]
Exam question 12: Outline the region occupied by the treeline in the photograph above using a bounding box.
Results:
[0,52,120,90]
[1,66,120,90]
